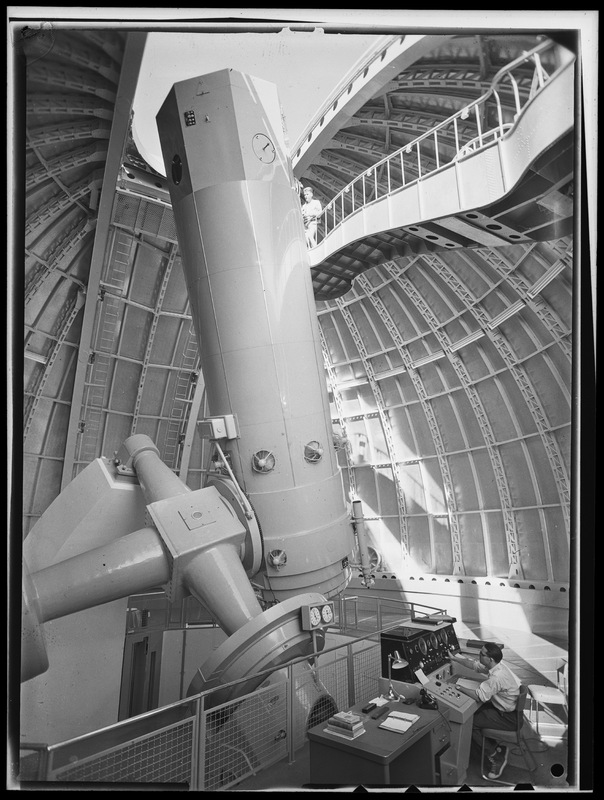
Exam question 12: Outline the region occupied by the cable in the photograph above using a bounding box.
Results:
[434,702,452,732]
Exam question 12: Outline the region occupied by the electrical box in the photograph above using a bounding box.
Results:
[300,602,335,630]
[198,415,239,440]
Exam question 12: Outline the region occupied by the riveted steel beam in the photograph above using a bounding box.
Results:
[336,297,411,567]
[60,33,147,489]
[356,270,465,576]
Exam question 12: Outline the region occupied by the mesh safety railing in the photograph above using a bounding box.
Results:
[19,596,449,789]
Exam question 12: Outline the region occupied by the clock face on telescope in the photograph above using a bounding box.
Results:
[252,133,276,163]
[301,602,335,630]
[321,604,334,623]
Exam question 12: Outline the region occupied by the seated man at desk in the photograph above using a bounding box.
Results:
[452,642,520,780]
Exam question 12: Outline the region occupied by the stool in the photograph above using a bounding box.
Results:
[527,661,567,736]
[527,684,567,734]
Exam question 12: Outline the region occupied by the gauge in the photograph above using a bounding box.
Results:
[419,638,427,655]
[321,604,334,623]
[301,602,334,629]
[302,605,324,629]
[438,629,447,644]
[252,133,276,163]
[430,633,438,649]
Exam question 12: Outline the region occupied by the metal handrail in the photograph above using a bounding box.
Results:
[291,34,402,159]
[312,39,566,245]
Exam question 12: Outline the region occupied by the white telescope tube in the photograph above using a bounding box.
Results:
[156,69,353,602]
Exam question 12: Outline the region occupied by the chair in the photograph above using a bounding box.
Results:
[479,684,538,784]
[527,661,568,736]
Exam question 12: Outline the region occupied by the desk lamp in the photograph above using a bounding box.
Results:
[384,650,408,701]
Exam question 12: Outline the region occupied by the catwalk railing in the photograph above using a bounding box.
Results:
[18,596,448,789]
[312,39,571,245]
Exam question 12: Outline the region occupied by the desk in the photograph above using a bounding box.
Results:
[307,701,456,786]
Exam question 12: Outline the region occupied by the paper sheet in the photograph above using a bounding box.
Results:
[414,668,429,685]
[370,696,389,706]
[456,677,481,690]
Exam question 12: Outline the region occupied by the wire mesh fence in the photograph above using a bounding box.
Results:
[50,719,194,784]
[20,595,444,788]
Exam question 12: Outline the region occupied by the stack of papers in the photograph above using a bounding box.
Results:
[378,710,419,733]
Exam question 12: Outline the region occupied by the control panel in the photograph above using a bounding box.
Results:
[380,622,461,683]
[422,678,477,724]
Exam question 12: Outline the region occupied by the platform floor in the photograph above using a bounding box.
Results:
[230,621,572,792]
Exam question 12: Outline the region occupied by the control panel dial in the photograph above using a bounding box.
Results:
[381,622,461,683]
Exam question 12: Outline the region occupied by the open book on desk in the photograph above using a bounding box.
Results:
[378,710,419,734]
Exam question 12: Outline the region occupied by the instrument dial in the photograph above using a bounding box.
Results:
[321,604,334,623]
[309,607,321,627]
[419,638,427,655]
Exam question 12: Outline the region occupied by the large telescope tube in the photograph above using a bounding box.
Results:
[156,69,353,603]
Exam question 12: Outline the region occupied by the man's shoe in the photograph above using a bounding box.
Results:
[486,745,509,780]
